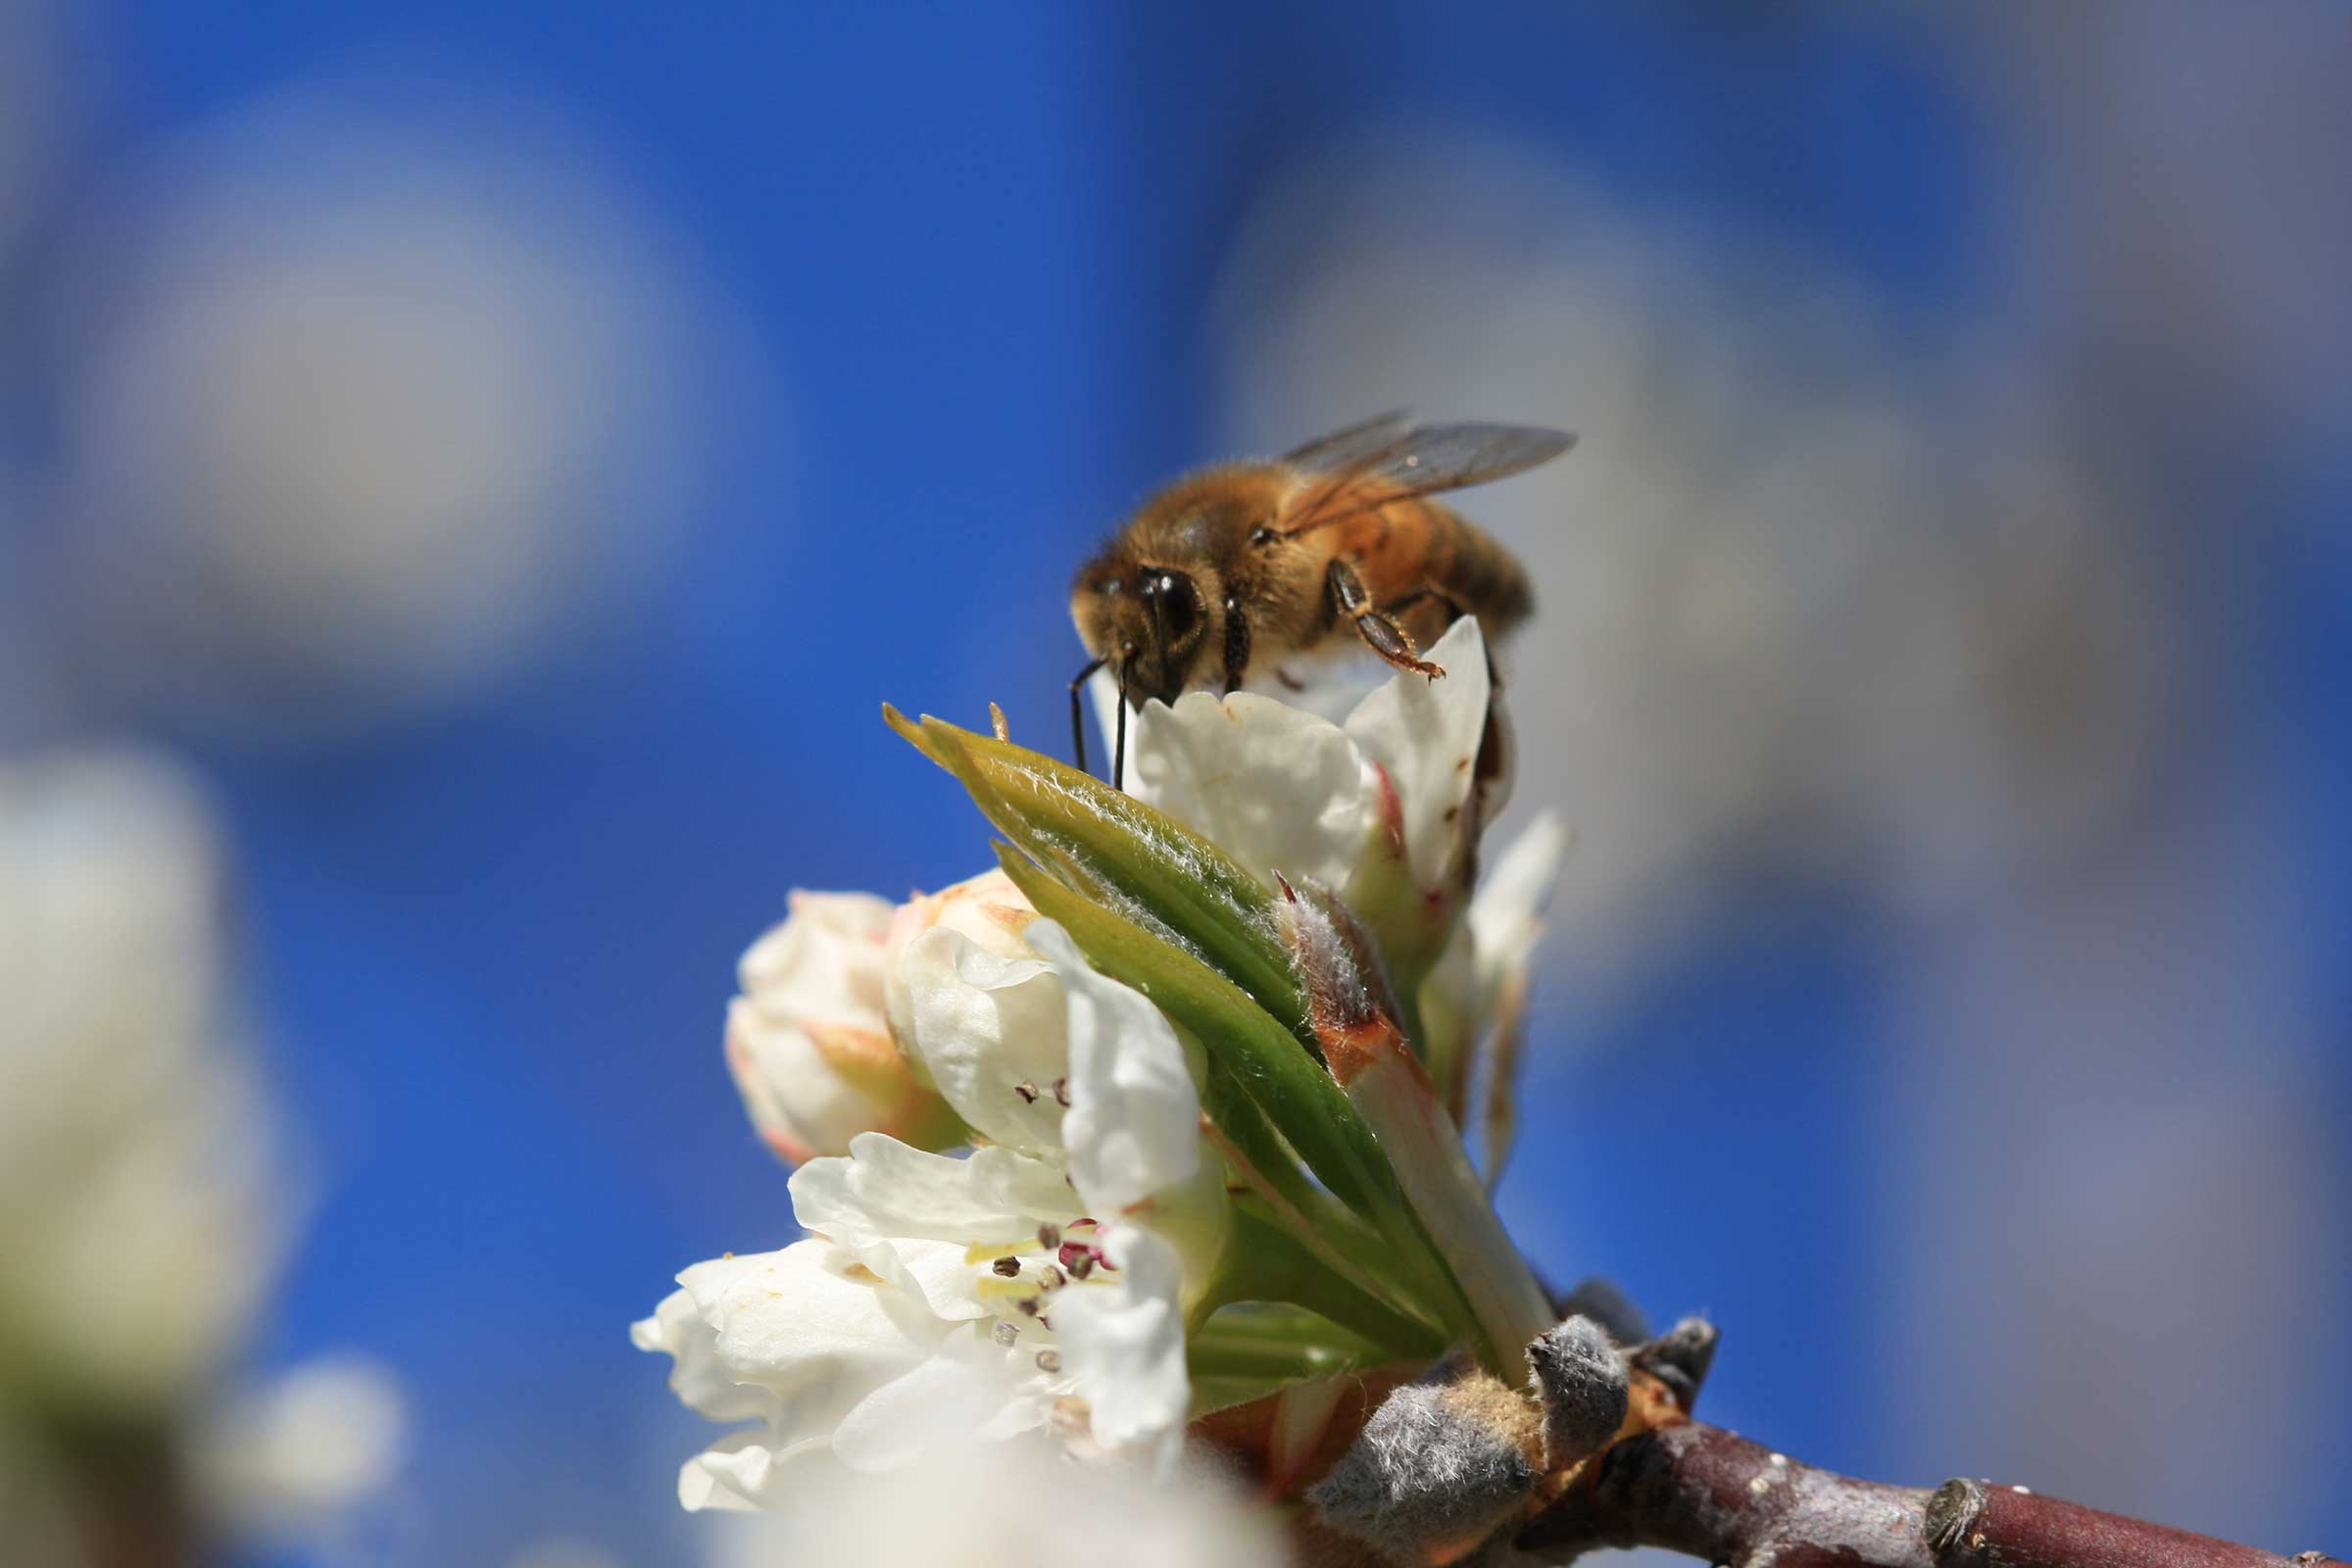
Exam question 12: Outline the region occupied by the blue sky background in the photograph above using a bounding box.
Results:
[3,5,2346,1564]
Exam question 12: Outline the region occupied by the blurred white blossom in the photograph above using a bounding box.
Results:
[0,747,406,1561]
[0,746,283,1406]
[1215,131,2166,996]
[701,1431,1286,1568]
[37,71,757,740]
[189,1355,408,1544]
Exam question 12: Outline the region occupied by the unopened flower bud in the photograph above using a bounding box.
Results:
[726,891,961,1163]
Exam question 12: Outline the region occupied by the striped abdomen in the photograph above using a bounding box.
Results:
[1326,488,1534,646]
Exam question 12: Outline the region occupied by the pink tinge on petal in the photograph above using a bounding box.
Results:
[761,1127,821,1165]
[802,1020,906,1083]
[1370,760,1407,864]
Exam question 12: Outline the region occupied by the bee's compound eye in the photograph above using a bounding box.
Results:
[1148,570,1201,644]
[1250,525,1279,548]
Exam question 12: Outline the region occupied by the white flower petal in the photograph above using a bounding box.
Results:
[791,1137,1078,1250]
[1122,690,1370,893]
[973,1387,1057,1443]
[668,1243,950,1438]
[632,1286,782,1426]
[740,891,897,1034]
[881,868,1040,1063]
[679,1428,835,1512]
[1470,811,1568,995]
[900,927,1069,1152]
[1053,1226,1191,1470]
[1343,616,1494,892]
[724,1000,895,1163]
[726,889,949,1161]
[762,1428,1290,1568]
[1023,921,1200,1213]
[830,1350,1008,1472]
[188,1356,407,1542]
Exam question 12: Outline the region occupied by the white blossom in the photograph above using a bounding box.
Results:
[41,77,749,740]
[649,616,1570,1517]
[1093,615,1567,1101]
[188,1356,408,1544]
[0,746,405,1559]
[639,916,1229,1508]
[726,891,959,1163]
[0,746,284,1404]
[1100,616,1505,918]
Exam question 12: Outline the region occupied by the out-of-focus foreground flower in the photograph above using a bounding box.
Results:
[639,618,1574,1552]
[0,748,277,1409]
[0,746,404,1562]
[704,1426,1287,1568]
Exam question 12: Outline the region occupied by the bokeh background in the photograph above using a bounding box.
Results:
[2,3,2347,1564]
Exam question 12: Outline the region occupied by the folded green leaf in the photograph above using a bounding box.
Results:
[1188,1300,1395,1403]
[993,843,1486,1354]
[1196,1203,1448,1361]
[1200,1066,1445,1336]
[884,705,1305,1034]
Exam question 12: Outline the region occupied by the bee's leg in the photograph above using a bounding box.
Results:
[1220,594,1253,696]
[1329,558,1446,680]
[1068,654,1106,778]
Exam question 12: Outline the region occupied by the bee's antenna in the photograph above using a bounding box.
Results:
[1113,652,1132,793]
[1068,654,1106,777]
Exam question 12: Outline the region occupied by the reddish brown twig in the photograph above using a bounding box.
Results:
[1511,1422,2343,1568]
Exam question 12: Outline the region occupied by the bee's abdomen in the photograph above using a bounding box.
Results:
[1431,510,1534,634]
[1328,492,1534,643]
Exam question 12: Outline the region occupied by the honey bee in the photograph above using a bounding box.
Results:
[1069,414,1575,783]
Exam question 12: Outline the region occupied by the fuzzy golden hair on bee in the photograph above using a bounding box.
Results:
[1065,416,1573,788]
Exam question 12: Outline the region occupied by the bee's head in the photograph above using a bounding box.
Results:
[1071,563,1208,707]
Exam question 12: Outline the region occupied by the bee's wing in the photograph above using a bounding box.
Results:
[1282,421,1575,537]
[1282,410,1414,472]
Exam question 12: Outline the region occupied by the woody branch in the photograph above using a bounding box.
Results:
[1499,1320,2345,1568]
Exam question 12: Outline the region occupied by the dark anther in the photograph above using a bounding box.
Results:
[1066,1250,1095,1281]
[1014,1082,1040,1103]
[1036,1223,1061,1250]
[991,1256,1021,1278]
[1052,1077,1070,1107]
[1035,1350,1063,1374]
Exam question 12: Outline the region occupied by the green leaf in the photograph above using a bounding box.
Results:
[1188,1301,1394,1396]
[992,843,1486,1353]
[1195,1203,1448,1361]
[1200,1066,1446,1336]
[883,706,1306,1035]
